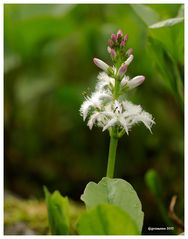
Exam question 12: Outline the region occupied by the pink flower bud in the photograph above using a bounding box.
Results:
[111,33,117,42]
[126,48,133,56]
[123,34,128,42]
[120,40,126,47]
[127,75,145,89]
[108,39,114,47]
[110,48,116,58]
[93,58,109,72]
[107,46,117,59]
[117,30,123,38]
[118,63,127,77]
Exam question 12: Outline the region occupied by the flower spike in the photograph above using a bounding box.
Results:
[80,30,155,136]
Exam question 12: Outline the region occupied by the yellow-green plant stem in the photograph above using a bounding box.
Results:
[106,130,119,178]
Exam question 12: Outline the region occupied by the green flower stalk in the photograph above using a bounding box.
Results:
[80,30,155,178]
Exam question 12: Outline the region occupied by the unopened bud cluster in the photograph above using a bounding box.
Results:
[107,30,133,67]
[80,30,155,136]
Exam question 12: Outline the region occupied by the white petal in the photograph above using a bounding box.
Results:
[98,91,112,101]
[87,112,101,130]
[80,90,111,121]
[90,91,112,108]
[101,111,114,118]
[122,100,142,115]
[90,92,101,106]
[118,118,129,135]
[80,100,92,120]
[132,111,155,132]
[102,118,117,131]
[96,72,115,91]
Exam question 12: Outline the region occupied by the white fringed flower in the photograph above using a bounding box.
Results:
[85,99,155,134]
[120,100,155,133]
[80,90,112,121]
[95,72,115,91]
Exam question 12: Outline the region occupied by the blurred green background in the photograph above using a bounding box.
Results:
[4,4,184,234]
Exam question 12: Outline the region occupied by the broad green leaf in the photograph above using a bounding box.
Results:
[77,204,139,235]
[131,4,160,26]
[149,17,183,28]
[81,177,144,233]
[44,186,69,235]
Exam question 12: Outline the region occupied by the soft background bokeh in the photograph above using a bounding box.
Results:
[4,4,184,235]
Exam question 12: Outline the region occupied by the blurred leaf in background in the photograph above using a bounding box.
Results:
[44,186,69,235]
[4,4,184,234]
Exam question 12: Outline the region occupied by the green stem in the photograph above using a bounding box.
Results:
[106,70,120,178]
[106,131,119,178]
